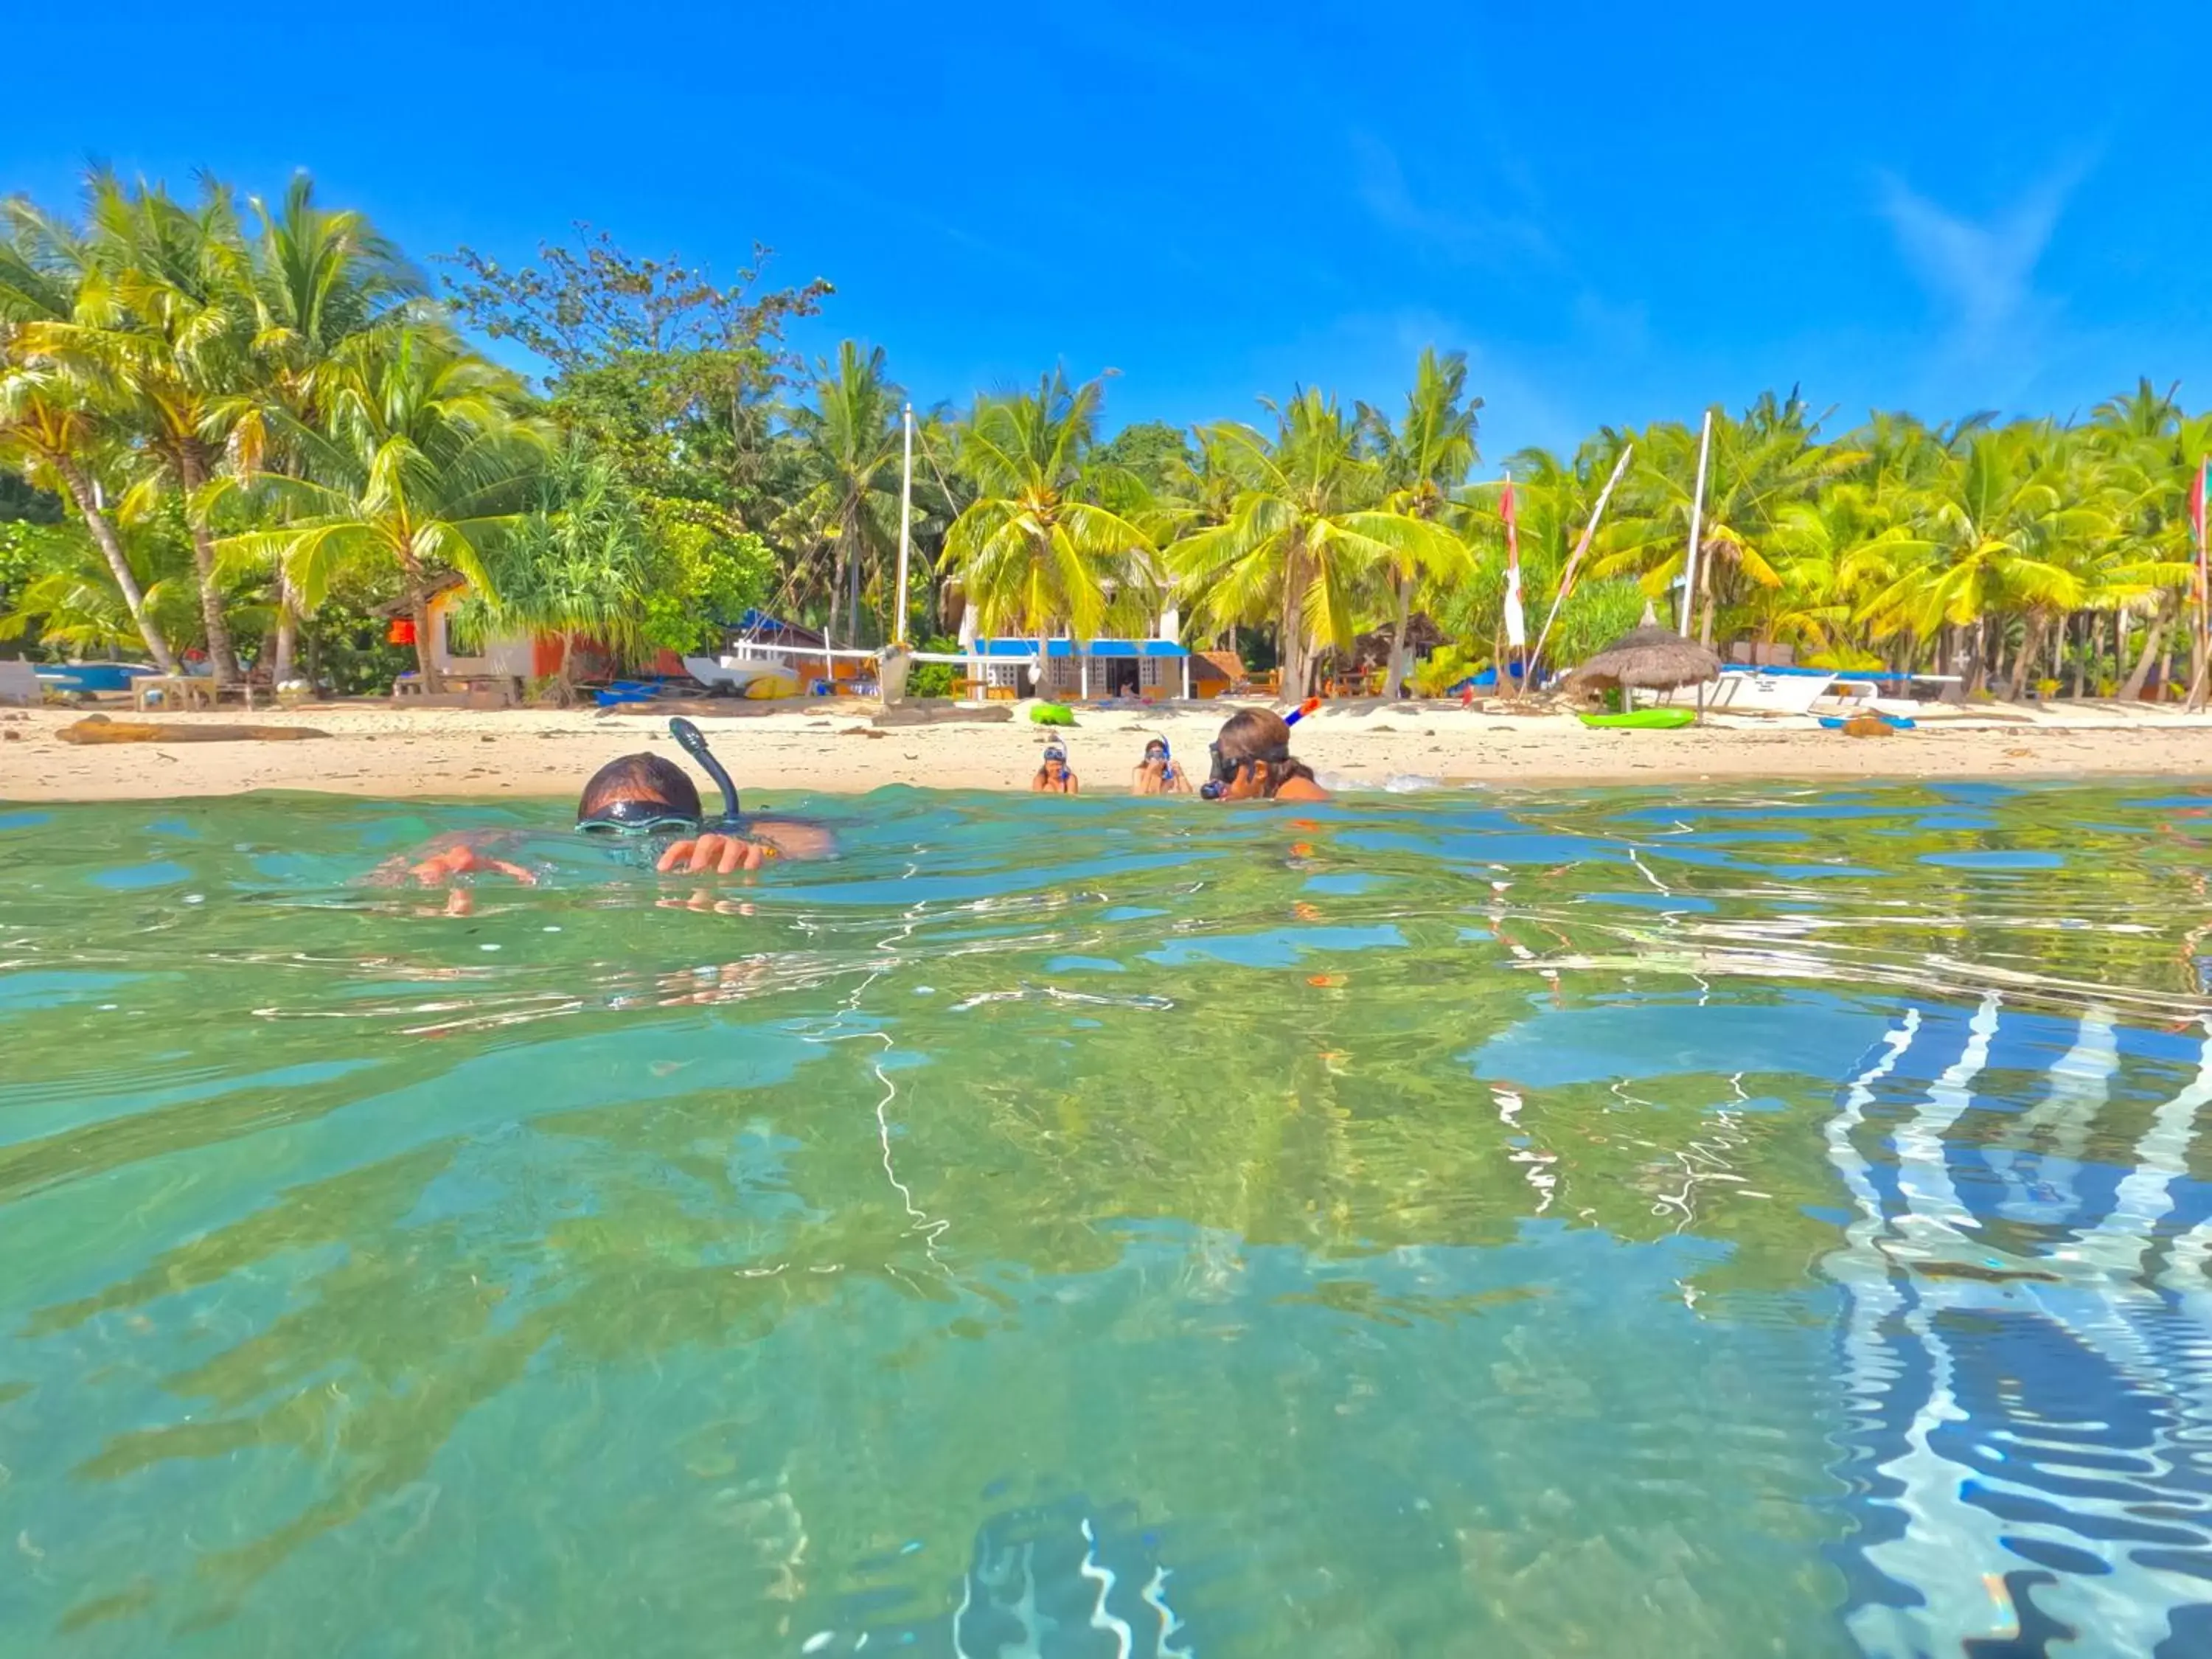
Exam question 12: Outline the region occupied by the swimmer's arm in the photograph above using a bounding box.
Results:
[1066,773,1079,795]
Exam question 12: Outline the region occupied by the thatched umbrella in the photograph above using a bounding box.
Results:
[1567,625,1724,720]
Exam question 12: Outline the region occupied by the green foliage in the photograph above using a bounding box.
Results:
[940,370,1155,640]
[1409,643,1484,697]
[0,474,60,524]
[639,507,774,655]
[442,229,831,524]
[907,633,962,698]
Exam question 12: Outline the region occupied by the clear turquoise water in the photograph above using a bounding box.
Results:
[5,782,2212,1657]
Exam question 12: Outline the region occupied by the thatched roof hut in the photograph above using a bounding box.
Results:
[1567,625,1723,693]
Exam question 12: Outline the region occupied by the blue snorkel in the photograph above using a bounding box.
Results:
[669,717,744,831]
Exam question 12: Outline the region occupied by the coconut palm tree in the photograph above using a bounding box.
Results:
[1857,425,2102,692]
[1169,389,1467,698]
[0,201,179,671]
[939,369,1153,641]
[19,173,260,681]
[1599,392,1863,646]
[779,340,905,647]
[242,174,427,681]
[1366,348,1481,695]
[215,328,549,687]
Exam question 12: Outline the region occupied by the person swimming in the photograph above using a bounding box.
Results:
[1032,742,1079,794]
[574,729,831,871]
[1131,737,1190,795]
[1199,708,1330,802]
[401,719,830,887]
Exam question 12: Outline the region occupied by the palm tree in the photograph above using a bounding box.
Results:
[21,173,260,681]
[0,201,178,670]
[215,328,549,687]
[243,174,426,681]
[939,370,1153,642]
[1169,389,1465,698]
[1366,349,1481,695]
[1599,392,1861,646]
[1857,425,2101,692]
[780,341,905,647]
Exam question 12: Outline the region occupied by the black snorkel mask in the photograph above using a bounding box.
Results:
[574,717,745,841]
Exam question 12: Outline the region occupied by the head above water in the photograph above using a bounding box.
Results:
[577,753,702,828]
[1204,709,1315,800]
[1143,738,1169,762]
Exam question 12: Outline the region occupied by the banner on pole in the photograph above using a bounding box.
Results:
[1500,475,1527,650]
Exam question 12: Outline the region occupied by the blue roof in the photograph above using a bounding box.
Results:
[974,638,1189,659]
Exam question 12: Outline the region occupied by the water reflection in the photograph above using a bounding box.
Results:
[2,783,2211,1654]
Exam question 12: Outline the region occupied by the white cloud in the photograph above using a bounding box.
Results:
[1351,132,1557,268]
[1879,165,2085,364]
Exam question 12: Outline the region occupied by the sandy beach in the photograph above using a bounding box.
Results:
[4,696,2211,804]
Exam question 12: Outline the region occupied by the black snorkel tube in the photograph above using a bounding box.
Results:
[669,717,744,830]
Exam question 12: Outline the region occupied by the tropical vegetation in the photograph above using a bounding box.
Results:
[5,167,2210,703]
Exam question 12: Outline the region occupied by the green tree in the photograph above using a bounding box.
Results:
[1169,389,1464,698]
[939,370,1154,641]
[0,200,178,670]
[242,173,427,681]
[21,173,261,681]
[216,329,549,687]
[779,341,905,647]
[443,229,830,525]
[1366,349,1481,695]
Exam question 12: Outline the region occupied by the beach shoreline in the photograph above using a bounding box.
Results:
[5,698,2212,804]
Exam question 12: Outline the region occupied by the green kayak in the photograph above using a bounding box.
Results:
[1578,707,1697,731]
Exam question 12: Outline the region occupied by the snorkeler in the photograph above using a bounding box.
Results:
[1032,742,1079,794]
[1199,708,1330,802]
[1131,737,1190,795]
[401,718,829,886]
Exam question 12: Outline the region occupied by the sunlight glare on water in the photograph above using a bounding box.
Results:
[4,782,2212,1656]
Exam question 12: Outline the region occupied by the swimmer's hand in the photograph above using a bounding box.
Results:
[656,832,771,875]
[408,844,538,886]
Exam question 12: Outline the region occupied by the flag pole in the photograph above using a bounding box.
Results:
[894,403,915,646]
[1500,468,1528,695]
[2188,455,2210,711]
[1527,443,1635,685]
[1680,407,1713,638]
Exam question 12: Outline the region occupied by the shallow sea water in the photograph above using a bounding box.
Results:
[5,780,2212,1657]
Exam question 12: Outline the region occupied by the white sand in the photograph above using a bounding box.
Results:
[4,696,2211,804]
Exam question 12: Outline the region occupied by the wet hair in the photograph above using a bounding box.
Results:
[1212,709,1317,797]
[577,753,701,823]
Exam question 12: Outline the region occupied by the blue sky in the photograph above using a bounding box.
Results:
[6,1,2208,460]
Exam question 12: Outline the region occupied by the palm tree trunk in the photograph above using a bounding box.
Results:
[397,553,439,690]
[1381,576,1414,699]
[2121,609,2166,700]
[52,458,175,674]
[271,571,300,684]
[174,448,240,684]
[2006,615,2042,699]
[1280,546,1312,700]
